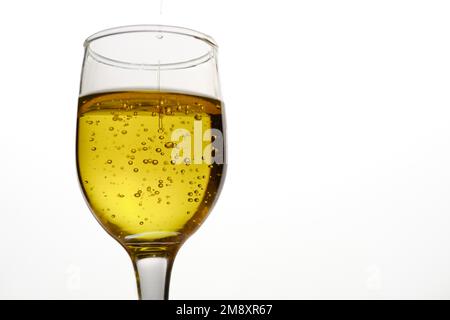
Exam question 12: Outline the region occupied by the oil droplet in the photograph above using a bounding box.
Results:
[156,34,164,39]
[109,127,114,131]
[91,147,96,151]
[186,211,191,215]
[89,138,94,142]
[86,120,93,125]
[166,202,170,205]
[128,160,134,165]
[121,130,127,134]
[134,192,141,197]
[155,191,160,195]
[188,198,193,202]
[111,214,116,218]
[147,186,152,192]
[156,148,162,153]
[141,141,146,146]
[194,114,202,120]
[188,192,193,196]
[158,183,164,188]
[133,168,139,173]
[143,159,149,164]
[159,135,164,140]
[139,221,144,225]
[180,169,185,174]
[194,198,199,202]
[131,148,136,153]
[117,193,125,198]
[152,160,159,165]
[164,141,175,148]
[107,160,112,164]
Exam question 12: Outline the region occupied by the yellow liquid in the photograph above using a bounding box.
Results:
[76,91,225,254]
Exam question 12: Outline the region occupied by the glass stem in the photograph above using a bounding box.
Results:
[132,254,175,300]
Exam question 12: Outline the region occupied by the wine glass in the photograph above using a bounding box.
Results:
[76,25,226,300]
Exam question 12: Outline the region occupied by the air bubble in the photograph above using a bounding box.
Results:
[194,114,202,121]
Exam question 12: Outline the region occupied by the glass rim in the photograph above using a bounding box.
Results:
[83,25,218,71]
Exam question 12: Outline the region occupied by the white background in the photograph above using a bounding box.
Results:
[0,0,450,299]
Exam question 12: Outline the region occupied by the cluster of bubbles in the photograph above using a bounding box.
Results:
[83,99,216,228]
